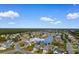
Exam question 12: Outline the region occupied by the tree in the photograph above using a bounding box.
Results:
[0,36,6,42]
[19,42,25,47]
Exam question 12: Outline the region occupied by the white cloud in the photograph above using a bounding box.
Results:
[0,10,20,19]
[49,21,61,24]
[40,16,61,24]
[40,17,54,22]
[67,12,79,19]
[49,21,54,24]
[8,22,15,24]
[0,17,2,20]
[54,21,61,24]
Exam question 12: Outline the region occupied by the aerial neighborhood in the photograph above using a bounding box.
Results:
[0,29,79,54]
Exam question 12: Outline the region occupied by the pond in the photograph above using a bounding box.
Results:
[30,34,53,45]
[44,34,53,45]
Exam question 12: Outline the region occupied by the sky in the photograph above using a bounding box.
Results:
[0,4,79,28]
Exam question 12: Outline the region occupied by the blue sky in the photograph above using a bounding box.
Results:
[0,4,79,28]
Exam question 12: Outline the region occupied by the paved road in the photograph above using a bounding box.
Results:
[66,41,74,54]
[65,32,74,54]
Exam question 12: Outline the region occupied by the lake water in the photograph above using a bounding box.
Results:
[44,34,53,45]
[31,34,53,45]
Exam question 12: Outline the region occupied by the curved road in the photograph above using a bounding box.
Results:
[2,41,33,54]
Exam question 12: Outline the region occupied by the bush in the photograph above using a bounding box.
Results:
[35,49,43,54]
[47,49,53,54]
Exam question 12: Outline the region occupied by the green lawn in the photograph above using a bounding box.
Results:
[74,30,79,36]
